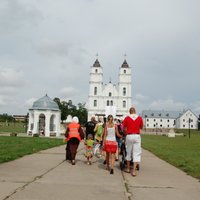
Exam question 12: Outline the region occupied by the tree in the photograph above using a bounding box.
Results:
[53,98,87,124]
[0,114,14,122]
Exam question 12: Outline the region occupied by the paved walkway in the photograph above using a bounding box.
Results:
[0,142,199,200]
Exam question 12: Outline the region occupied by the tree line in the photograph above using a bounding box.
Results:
[0,114,15,122]
[0,99,88,125]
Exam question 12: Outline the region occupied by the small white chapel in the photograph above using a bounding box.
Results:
[27,94,61,137]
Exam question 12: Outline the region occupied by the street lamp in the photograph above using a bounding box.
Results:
[156,123,158,135]
[144,115,147,132]
[188,118,191,139]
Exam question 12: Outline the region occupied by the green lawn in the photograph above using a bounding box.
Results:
[0,122,26,133]
[0,136,64,163]
[142,133,200,180]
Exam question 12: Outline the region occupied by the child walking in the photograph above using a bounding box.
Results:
[85,134,95,165]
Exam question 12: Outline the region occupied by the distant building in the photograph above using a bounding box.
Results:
[13,115,27,122]
[87,59,132,120]
[142,109,198,130]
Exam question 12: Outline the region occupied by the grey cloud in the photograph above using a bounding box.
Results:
[149,97,186,111]
[0,0,200,115]
[0,0,42,33]
[0,67,25,87]
[33,41,71,57]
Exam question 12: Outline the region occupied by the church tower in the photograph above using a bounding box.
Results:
[88,59,103,119]
[118,60,132,116]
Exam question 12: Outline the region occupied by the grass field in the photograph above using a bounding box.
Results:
[0,122,26,133]
[142,133,200,180]
[0,136,64,163]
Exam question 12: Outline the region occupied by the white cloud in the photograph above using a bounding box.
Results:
[134,94,149,101]
[0,67,24,87]
[190,101,200,115]
[149,97,186,111]
[25,97,37,107]
[58,87,78,99]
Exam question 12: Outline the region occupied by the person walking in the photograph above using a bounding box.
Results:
[84,116,97,139]
[93,117,104,157]
[84,134,95,165]
[65,116,84,165]
[115,119,124,161]
[122,107,143,176]
[103,115,122,174]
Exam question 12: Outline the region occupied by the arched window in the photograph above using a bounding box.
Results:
[123,100,126,108]
[124,69,126,74]
[94,87,97,95]
[110,100,113,106]
[94,100,97,107]
[109,92,112,97]
[107,100,109,106]
[123,87,126,96]
[95,69,98,73]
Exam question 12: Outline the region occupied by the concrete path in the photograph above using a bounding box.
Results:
[0,142,199,200]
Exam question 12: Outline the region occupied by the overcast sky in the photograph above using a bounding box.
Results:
[0,0,200,116]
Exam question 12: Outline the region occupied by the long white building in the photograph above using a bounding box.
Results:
[87,59,132,120]
[142,109,198,130]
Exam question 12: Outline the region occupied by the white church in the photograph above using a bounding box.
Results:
[87,59,132,120]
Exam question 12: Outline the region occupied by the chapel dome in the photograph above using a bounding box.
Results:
[31,94,59,111]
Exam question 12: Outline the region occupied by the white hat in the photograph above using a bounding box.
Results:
[72,116,79,123]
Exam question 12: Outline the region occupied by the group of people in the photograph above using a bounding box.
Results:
[65,107,143,176]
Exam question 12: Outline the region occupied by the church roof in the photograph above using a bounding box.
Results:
[93,59,101,67]
[121,60,129,68]
[30,94,59,111]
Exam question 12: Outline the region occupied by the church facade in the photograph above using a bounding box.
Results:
[87,59,132,120]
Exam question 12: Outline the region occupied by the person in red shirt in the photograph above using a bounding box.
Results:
[122,107,143,176]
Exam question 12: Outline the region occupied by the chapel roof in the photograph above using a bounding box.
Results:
[30,94,59,111]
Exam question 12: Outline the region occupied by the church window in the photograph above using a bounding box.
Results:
[94,100,97,107]
[107,100,109,106]
[110,100,113,106]
[123,87,126,96]
[109,92,112,97]
[94,87,97,95]
[95,69,98,73]
[124,70,126,74]
[123,100,126,108]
